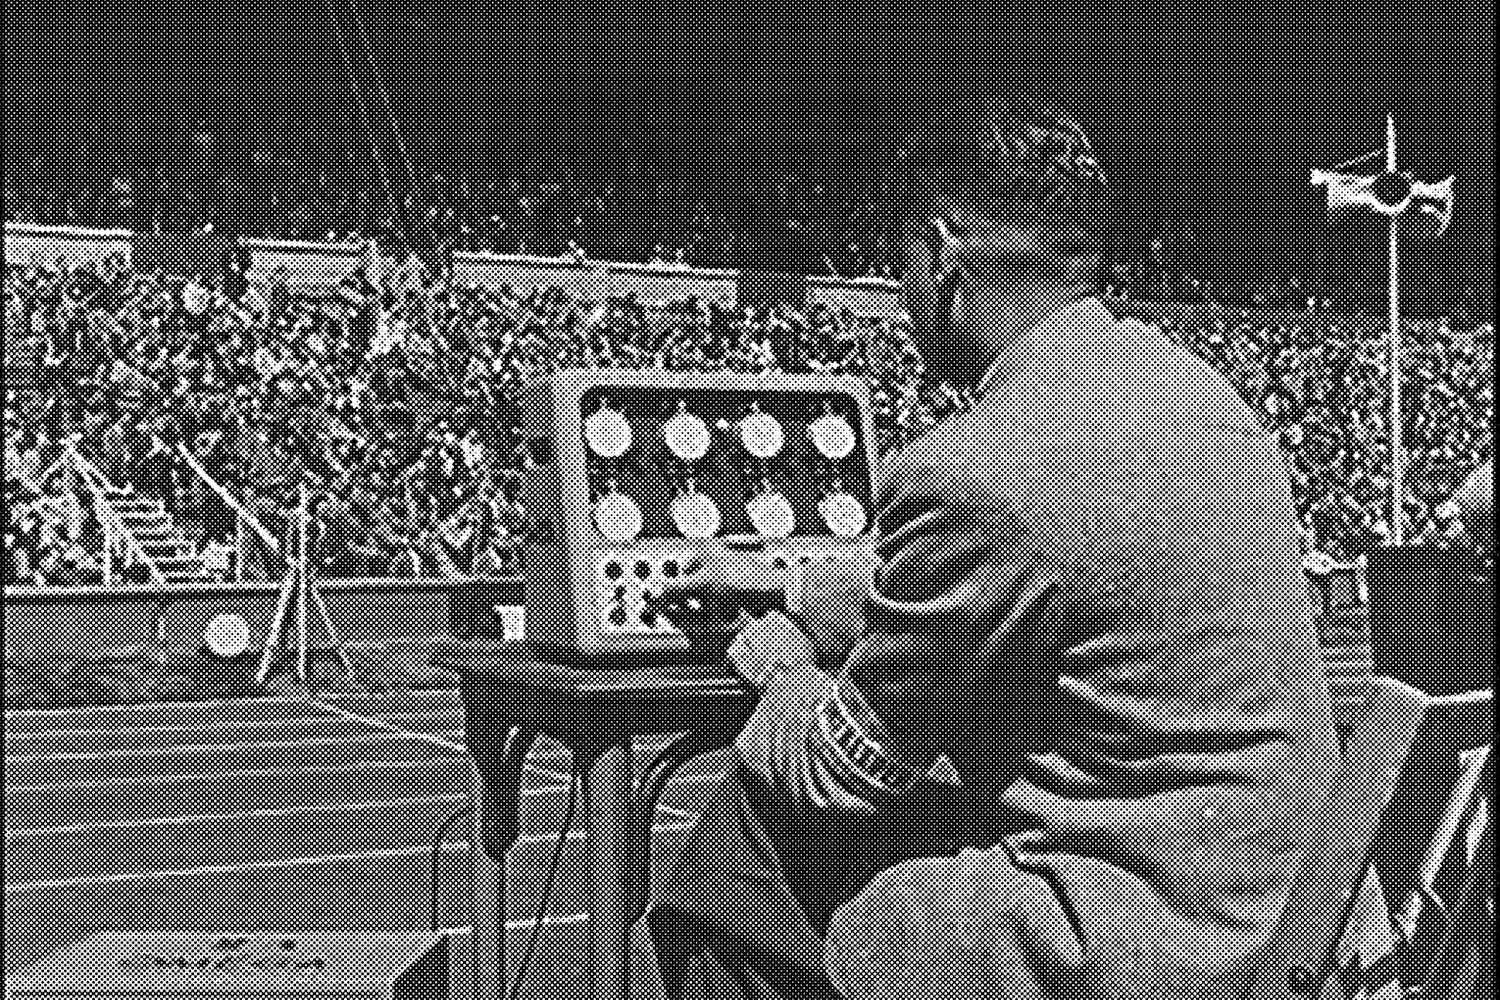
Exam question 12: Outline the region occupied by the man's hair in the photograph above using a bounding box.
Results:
[887,94,1112,256]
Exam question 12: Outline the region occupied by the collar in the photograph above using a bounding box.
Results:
[973,295,1112,401]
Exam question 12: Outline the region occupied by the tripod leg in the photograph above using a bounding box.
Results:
[256,570,298,687]
[308,581,362,689]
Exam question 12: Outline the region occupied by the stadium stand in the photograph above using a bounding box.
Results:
[3,220,1489,1000]
[5,234,1490,586]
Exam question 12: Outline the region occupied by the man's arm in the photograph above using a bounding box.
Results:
[735,466,1057,813]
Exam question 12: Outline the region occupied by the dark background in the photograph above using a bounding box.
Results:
[5,1,1494,312]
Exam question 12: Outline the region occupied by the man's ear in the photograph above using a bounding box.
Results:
[926,216,966,279]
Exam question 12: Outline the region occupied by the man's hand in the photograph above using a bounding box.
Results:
[727,611,818,689]
[798,548,881,661]
[652,547,880,660]
[651,550,792,650]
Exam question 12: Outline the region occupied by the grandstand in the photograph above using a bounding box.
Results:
[3,219,1492,707]
[4,20,1494,994]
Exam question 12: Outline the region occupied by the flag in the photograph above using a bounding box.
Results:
[1311,169,1454,237]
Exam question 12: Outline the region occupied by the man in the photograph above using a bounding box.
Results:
[640,96,1338,1000]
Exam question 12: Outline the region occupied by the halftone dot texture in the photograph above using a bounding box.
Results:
[4,19,1493,994]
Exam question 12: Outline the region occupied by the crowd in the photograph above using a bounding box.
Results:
[1151,311,1493,559]
[17,163,1491,317]
[3,253,934,586]
[2,158,896,280]
[3,249,1492,588]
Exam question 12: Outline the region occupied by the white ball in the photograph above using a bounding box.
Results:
[204,613,251,658]
[672,492,721,539]
[663,410,710,461]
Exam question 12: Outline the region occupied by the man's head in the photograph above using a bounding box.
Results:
[888,95,1111,387]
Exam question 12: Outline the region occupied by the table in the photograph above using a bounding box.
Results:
[439,644,759,1000]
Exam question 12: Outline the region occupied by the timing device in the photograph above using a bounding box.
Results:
[518,369,879,663]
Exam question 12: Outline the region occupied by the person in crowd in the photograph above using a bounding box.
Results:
[642,95,1340,1000]
[3,172,1491,585]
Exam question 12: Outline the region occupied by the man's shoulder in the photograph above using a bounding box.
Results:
[1021,303,1262,439]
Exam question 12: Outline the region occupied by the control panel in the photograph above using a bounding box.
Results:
[518,370,878,663]
[594,548,846,635]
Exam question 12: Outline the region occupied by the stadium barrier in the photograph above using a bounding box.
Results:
[0,578,520,695]
[2,572,1371,682]
[3,223,910,318]
[6,222,1470,334]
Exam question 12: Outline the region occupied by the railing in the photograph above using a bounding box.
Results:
[67,447,168,587]
[3,222,910,318]
[171,438,281,581]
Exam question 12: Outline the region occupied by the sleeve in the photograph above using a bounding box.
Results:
[734,459,1059,814]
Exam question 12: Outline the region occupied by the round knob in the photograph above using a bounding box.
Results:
[746,492,795,538]
[663,410,710,461]
[584,407,632,457]
[809,414,856,460]
[741,411,784,458]
[672,492,721,539]
[819,492,867,537]
[594,493,643,541]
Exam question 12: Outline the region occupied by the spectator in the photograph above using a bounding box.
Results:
[4,253,1489,585]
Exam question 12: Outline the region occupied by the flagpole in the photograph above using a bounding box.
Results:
[1386,113,1405,547]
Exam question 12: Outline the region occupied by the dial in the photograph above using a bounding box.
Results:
[662,408,710,461]
[819,492,867,537]
[746,492,795,538]
[594,492,643,540]
[584,406,632,457]
[741,410,784,458]
[672,492,721,539]
[808,413,856,460]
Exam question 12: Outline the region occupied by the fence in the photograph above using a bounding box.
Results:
[2,223,909,317]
